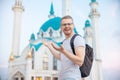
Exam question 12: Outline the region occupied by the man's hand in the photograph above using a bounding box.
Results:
[42,40,61,60]
[42,40,65,53]
[51,43,65,53]
[42,40,49,47]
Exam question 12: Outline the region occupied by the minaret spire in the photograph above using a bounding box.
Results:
[89,0,102,80]
[50,2,54,15]
[11,0,24,56]
[15,0,22,5]
[89,0,100,63]
[48,2,55,18]
[62,0,71,16]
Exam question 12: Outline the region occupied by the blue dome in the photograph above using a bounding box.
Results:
[85,20,91,28]
[40,17,61,32]
[30,33,35,40]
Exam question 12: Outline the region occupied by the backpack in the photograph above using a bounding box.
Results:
[70,34,93,78]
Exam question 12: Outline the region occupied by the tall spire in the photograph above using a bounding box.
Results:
[62,0,71,16]
[48,2,55,18]
[50,2,54,15]
[11,0,24,56]
[89,1,102,80]
[89,0,100,60]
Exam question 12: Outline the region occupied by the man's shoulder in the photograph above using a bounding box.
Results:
[74,34,84,41]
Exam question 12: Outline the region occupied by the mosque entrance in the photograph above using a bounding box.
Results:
[36,77,42,80]
[12,71,24,80]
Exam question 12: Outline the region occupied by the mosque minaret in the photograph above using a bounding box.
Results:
[62,0,71,16]
[89,0,103,80]
[11,0,24,56]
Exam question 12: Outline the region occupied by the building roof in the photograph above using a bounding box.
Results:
[30,43,43,51]
[40,17,61,32]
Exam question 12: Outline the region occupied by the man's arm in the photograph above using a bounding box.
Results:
[42,40,61,60]
[60,46,85,66]
[74,46,85,66]
[52,42,85,66]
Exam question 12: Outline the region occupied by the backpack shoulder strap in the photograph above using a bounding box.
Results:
[70,34,79,55]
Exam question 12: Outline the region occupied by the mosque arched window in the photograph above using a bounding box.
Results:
[60,30,62,36]
[49,28,53,37]
[32,48,35,69]
[43,52,49,70]
[53,57,57,70]
[41,32,44,37]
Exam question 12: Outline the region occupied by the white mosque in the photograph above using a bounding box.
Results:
[8,0,103,80]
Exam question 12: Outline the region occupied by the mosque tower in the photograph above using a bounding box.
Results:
[89,0,103,80]
[62,0,71,16]
[11,0,24,56]
[8,0,24,80]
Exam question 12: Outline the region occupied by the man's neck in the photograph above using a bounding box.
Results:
[65,32,75,39]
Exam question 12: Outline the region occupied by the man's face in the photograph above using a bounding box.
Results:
[61,18,74,36]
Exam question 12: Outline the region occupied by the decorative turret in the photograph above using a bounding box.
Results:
[83,20,92,46]
[89,0,100,18]
[12,0,24,11]
[48,2,55,18]
[30,33,35,42]
[85,20,91,28]
[27,49,32,59]
[9,52,14,61]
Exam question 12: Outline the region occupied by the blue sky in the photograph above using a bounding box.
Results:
[0,0,120,79]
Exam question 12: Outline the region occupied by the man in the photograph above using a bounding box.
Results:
[42,15,85,80]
